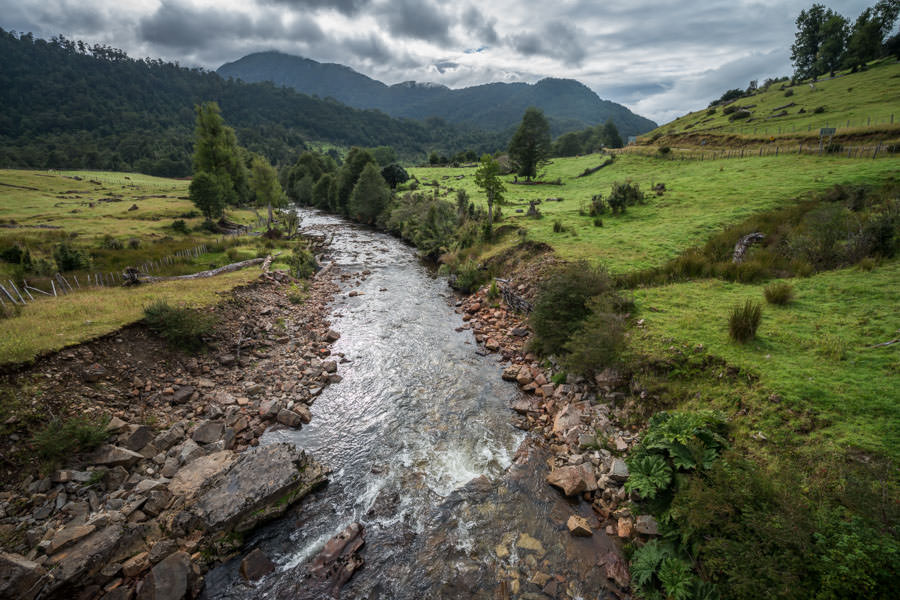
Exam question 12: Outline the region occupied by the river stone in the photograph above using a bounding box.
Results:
[240,548,275,581]
[136,551,194,600]
[0,552,47,600]
[276,409,303,428]
[515,370,533,386]
[567,515,593,537]
[307,523,365,595]
[168,451,236,498]
[322,360,337,373]
[325,329,340,342]
[190,443,328,533]
[91,445,144,467]
[191,420,224,444]
[501,365,519,381]
[546,463,597,496]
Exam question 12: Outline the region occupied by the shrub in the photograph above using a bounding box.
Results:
[552,219,564,233]
[53,242,91,272]
[608,181,644,213]
[722,105,738,115]
[728,300,762,343]
[813,106,825,114]
[99,234,123,250]
[127,238,141,249]
[143,300,216,352]
[729,109,751,121]
[226,247,241,262]
[287,281,308,305]
[33,416,109,465]
[593,217,603,227]
[763,281,794,305]
[171,219,190,234]
[784,88,794,97]
[657,146,671,155]
[451,259,483,293]
[0,245,24,264]
[706,108,717,116]
[857,257,876,271]
[530,261,616,356]
[563,298,626,376]
[487,280,499,300]
[287,245,317,279]
[0,302,22,320]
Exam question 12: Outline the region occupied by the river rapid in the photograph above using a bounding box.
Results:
[202,209,616,600]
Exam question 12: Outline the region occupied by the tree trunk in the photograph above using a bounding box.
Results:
[487,193,494,234]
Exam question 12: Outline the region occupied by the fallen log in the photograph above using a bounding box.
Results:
[140,257,267,283]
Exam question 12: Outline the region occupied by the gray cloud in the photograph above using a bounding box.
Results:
[261,0,373,16]
[378,0,453,45]
[461,6,499,45]
[509,20,587,64]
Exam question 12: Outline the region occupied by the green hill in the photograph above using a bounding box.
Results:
[217,51,657,138]
[644,59,900,143]
[0,31,505,176]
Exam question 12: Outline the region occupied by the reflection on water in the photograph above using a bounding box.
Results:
[202,210,615,600]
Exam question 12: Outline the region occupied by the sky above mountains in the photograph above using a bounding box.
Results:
[1,0,876,123]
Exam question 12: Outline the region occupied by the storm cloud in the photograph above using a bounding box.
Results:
[0,0,879,123]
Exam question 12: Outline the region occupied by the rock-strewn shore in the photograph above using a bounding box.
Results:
[457,282,659,593]
[0,268,346,600]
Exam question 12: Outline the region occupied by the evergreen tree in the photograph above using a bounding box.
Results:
[474,154,506,235]
[508,107,551,180]
[192,102,249,206]
[313,173,336,209]
[348,162,391,223]
[189,171,226,222]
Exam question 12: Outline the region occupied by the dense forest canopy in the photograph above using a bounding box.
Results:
[0,29,506,176]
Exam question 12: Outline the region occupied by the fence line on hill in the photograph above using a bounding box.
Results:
[624,142,894,162]
[0,227,251,307]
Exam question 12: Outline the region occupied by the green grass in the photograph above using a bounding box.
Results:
[0,269,259,365]
[410,152,898,273]
[631,260,900,459]
[647,59,900,139]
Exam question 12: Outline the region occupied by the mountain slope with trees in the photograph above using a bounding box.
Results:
[217,51,657,137]
[0,30,505,176]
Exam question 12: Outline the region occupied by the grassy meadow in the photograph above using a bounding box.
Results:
[410,151,899,272]
[647,58,900,139]
[0,169,298,364]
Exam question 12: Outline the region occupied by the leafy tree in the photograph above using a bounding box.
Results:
[508,107,551,180]
[189,171,226,222]
[429,151,441,165]
[601,119,624,148]
[348,162,391,223]
[381,163,410,189]
[313,173,336,209]
[369,145,398,166]
[553,131,584,157]
[192,102,249,206]
[335,147,375,215]
[791,4,847,79]
[844,2,900,68]
[249,154,285,230]
[473,154,505,235]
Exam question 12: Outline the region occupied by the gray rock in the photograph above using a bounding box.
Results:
[321,360,337,373]
[191,443,328,534]
[121,425,154,452]
[106,416,129,433]
[153,426,184,452]
[136,551,194,600]
[168,451,236,498]
[292,404,312,424]
[0,552,47,600]
[177,440,204,465]
[47,524,96,555]
[240,548,275,581]
[325,329,340,342]
[635,515,659,536]
[148,540,178,564]
[546,463,597,496]
[171,386,195,405]
[258,399,280,419]
[609,459,630,483]
[143,490,172,517]
[92,445,143,468]
[218,354,236,367]
[160,458,180,479]
[191,421,224,445]
[45,525,143,595]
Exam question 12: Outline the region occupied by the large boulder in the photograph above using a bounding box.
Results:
[44,524,144,596]
[0,552,47,600]
[190,443,328,534]
[91,445,144,467]
[546,463,597,496]
[136,551,196,600]
[240,548,275,581]
[168,451,236,498]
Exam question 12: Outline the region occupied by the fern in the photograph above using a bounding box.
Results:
[625,454,672,499]
[658,557,695,600]
[630,539,668,587]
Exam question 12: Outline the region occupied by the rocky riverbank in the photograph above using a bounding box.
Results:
[0,266,352,600]
[456,280,661,595]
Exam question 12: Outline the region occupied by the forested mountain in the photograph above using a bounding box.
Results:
[217,51,657,137]
[0,31,505,176]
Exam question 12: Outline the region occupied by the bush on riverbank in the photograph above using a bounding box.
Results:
[143,300,216,352]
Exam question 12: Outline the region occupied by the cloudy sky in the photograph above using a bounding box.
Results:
[1,0,878,123]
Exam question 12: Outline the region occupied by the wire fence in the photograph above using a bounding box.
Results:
[622,141,896,162]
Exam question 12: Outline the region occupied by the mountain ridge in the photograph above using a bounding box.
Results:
[217,51,657,137]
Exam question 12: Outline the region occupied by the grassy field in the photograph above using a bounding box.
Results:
[631,261,900,460]
[410,152,899,272]
[0,169,300,365]
[0,269,259,365]
[645,58,900,139]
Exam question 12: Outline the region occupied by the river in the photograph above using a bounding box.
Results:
[201,209,617,599]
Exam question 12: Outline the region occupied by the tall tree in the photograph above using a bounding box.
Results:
[335,147,375,215]
[473,154,506,236]
[192,102,249,206]
[348,162,391,223]
[601,119,624,149]
[791,4,846,79]
[508,107,551,181]
[844,1,900,68]
[249,154,285,230]
[816,13,849,75]
[189,171,226,222]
